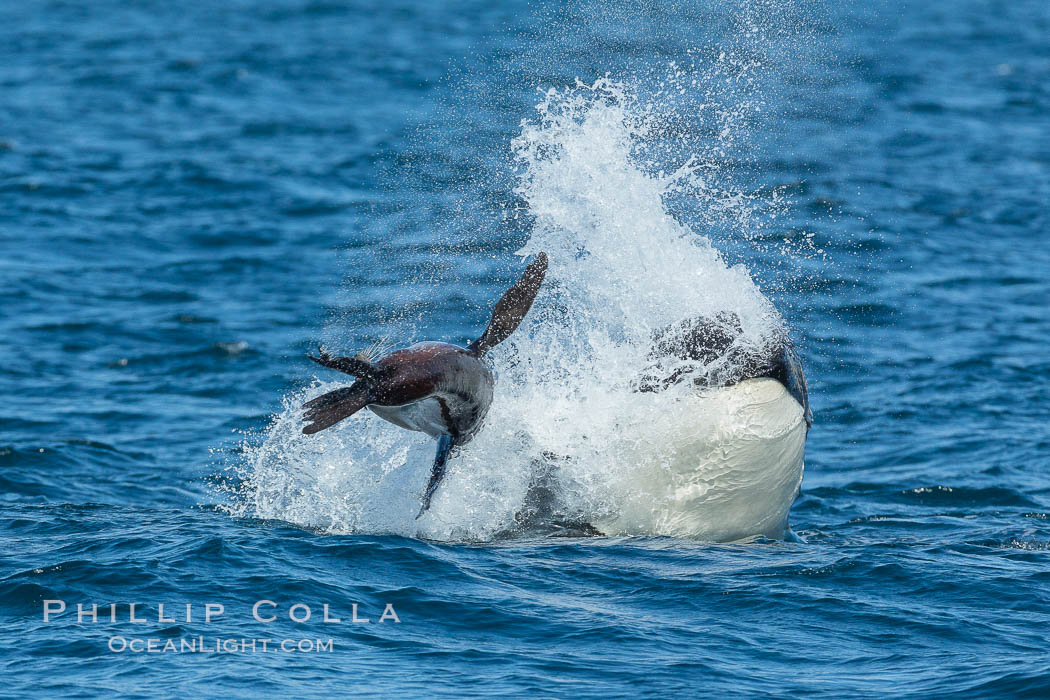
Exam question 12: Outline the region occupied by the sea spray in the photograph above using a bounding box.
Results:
[226,76,792,540]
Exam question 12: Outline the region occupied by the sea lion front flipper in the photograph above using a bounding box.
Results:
[467,252,548,357]
[416,433,456,518]
[308,346,377,379]
[302,382,370,435]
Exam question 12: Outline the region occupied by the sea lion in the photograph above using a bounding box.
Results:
[301,253,549,517]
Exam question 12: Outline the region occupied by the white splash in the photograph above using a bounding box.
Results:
[224,77,799,541]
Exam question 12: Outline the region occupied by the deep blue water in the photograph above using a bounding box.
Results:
[3,0,1050,696]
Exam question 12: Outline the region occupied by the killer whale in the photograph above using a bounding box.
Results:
[512,311,811,540]
[637,311,811,429]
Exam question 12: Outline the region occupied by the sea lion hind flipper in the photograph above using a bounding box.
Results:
[467,252,548,357]
[301,383,370,435]
[416,433,456,518]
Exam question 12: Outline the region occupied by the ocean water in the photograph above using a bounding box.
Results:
[2,0,1049,696]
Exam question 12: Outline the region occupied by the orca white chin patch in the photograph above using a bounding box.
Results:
[593,378,807,541]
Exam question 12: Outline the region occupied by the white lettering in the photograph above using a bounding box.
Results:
[43,600,66,622]
[289,603,311,623]
[77,603,98,623]
[205,603,224,623]
[379,604,400,623]
[253,600,277,623]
